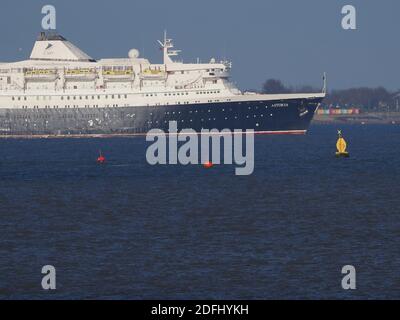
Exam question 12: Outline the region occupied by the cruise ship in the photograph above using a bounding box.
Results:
[0,31,325,136]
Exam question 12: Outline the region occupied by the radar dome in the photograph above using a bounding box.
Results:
[128,49,140,59]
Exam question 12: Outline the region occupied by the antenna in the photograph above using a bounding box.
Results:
[157,30,181,65]
[322,72,327,94]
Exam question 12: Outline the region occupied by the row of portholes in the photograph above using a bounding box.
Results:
[145,114,271,125]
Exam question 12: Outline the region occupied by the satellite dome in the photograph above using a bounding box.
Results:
[128,49,140,59]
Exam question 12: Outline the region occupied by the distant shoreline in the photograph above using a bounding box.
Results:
[313,112,400,125]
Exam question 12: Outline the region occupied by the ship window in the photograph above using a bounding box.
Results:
[98,95,101,99]
[118,95,121,99]
[67,96,70,100]
[92,96,95,100]
[124,95,127,98]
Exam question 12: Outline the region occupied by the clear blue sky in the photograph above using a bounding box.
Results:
[0,0,399,91]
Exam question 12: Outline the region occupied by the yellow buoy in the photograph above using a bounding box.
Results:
[336,130,349,158]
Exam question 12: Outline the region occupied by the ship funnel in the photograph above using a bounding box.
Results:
[30,32,95,62]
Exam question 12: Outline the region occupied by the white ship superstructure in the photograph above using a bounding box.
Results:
[0,32,240,109]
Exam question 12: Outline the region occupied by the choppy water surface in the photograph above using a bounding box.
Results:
[0,124,399,299]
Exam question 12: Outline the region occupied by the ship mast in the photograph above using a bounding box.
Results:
[157,31,181,65]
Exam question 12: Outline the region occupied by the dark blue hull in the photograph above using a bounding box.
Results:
[0,97,323,136]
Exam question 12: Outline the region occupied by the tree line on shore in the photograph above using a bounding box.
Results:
[260,79,400,111]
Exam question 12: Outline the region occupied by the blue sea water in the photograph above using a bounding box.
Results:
[0,124,399,300]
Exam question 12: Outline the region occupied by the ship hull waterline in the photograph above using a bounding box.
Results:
[0,97,323,137]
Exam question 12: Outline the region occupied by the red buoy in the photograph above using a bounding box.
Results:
[97,150,106,164]
[203,161,213,169]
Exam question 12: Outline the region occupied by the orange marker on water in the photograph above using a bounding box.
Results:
[97,150,106,164]
[203,161,213,169]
